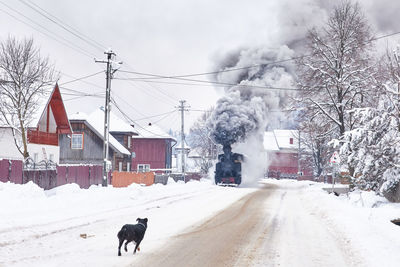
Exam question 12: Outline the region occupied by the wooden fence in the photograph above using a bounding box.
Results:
[0,159,107,190]
[1,159,202,189]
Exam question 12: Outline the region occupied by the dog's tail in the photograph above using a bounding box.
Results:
[117,226,127,239]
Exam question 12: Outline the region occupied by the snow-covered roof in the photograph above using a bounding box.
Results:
[88,108,138,134]
[68,111,88,121]
[274,130,298,150]
[132,123,176,141]
[264,130,298,151]
[69,108,131,156]
[263,131,279,151]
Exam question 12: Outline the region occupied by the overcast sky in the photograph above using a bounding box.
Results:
[0,0,399,133]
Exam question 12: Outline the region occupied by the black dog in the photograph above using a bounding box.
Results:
[117,218,148,256]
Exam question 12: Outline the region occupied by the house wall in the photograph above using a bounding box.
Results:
[28,143,60,163]
[110,132,133,172]
[0,128,23,160]
[267,151,313,179]
[131,138,169,172]
[59,122,108,165]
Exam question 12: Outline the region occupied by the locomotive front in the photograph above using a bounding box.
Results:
[215,145,244,186]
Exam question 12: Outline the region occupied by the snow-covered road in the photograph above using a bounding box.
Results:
[130,181,364,267]
[1,178,400,267]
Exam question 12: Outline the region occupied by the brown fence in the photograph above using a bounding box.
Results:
[0,159,107,190]
[1,159,202,190]
[0,159,23,184]
[111,171,155,187]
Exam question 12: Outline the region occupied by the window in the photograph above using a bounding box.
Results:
[289,138,293,145]
[71,133,84,149]
[128,136,131,149]
[137,164,150,173]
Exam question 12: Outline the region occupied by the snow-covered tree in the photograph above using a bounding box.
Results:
[340,106,399,191]
[340,45,400,194]
[0,37,56,158]
[296,1,375,138]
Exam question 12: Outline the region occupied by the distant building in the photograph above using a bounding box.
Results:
[131,123,176,173]
[59,108,135,171]
[264,130,313,179]
[174,139,191,173]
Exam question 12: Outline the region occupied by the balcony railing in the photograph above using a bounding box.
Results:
[27,130,58,146]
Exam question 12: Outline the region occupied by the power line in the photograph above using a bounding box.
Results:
[118,55,306,80]
[111,99,174,138]
[0,1,96,58]
[18,0,106,52]
[60,72,105,90]
[133,110,176,122]
[116,30,400,82]
[115,76,301,91]
[59,86,104,97]
[117,72,178,105]
[59,71,103,86]
[111,94,147,117]
[118,60,180,104]
[152,110,176,124]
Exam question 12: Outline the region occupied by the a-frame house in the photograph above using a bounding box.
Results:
[26,83,72,163]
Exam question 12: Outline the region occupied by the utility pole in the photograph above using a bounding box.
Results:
[95,50,119,186]
[297,130,301,180]
[177,100,190,177]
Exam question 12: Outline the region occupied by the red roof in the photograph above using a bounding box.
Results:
[28,84,72,145]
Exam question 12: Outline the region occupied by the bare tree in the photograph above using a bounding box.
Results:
[187,108,220,174]
[296,1,375,138]
[295,113,332,178]
[0,37,56,159]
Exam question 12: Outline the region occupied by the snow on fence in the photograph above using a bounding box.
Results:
[0,159,107,190]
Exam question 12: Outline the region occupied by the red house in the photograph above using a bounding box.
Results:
[27,83,72,163]
[131,123,176,173]
[264,130,313,180]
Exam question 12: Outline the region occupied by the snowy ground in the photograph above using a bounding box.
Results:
[1,178,400,266]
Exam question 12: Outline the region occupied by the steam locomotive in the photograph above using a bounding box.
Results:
[215,145,244,186]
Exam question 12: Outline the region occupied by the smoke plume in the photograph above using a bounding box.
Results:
[208,91,266,147]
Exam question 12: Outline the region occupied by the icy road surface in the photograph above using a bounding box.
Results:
[132,182,361,267]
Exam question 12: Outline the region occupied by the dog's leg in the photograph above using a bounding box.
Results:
[134,241,141,254]
[124,240,130,252]
[118,239,124,256]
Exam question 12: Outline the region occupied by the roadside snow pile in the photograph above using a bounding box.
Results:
[340,189,388,208]
[0,181,45,199]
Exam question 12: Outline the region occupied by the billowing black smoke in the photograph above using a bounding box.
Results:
[208,45,297,147]
[208,91,266,147]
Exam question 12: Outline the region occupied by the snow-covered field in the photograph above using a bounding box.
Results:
[1,178,400,266]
